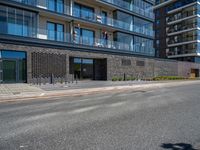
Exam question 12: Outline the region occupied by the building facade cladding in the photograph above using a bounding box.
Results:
[0,0,199,83]
[1,43,200,84]
[155,0,200,63]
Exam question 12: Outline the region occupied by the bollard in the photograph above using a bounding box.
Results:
[76,74,78,84]
[72,74,74,83]
[50,74,54,85]
[65,75,67,85]
[124,73,126,81]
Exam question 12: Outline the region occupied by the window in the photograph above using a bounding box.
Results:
[73,3,94,21]
[0,5,37,37]
[47,0,64,13]
[82,29,94,46]
[74,27,94,46]
[114,32,133,51]
[0,50,26,59]
[133,36,154,56]
[101,11,107,24]
[47,22,64,41]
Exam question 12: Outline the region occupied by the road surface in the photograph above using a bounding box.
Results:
[0,83,200,150]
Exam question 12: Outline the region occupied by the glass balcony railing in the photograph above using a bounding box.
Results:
[101,0,154,20]
[0,24,155,56]
[9,0,154,37]
[72,7,154,37]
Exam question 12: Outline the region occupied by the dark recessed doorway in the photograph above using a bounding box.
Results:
[69,57,107,80]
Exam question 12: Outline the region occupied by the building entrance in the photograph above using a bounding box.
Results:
[190,69,199,78]
[73,58,94,80]
[69,57,107,80]
[0,51,27,83]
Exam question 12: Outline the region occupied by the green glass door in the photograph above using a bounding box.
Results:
[3,60,17,82]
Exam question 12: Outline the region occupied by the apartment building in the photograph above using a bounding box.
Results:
[0,0,156,83]
[155,0,200,63]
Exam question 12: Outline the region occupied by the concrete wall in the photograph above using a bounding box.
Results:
[0,43,200,83]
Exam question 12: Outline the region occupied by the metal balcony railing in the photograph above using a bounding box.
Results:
[168,36,197,45]
[167,10,197,23]
[167,23,197,34]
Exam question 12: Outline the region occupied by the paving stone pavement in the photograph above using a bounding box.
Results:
[0,81,151,97]
[0,84,43,96]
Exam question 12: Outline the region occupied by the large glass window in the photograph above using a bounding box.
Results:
[47,22,64,41]
[73,3,94,21]
[114,32,133,51]
[74,27,94,46]
[133,17,153,36]
[0,5,37,37]
[48,0,56,11]
[133,36,155,56]
[1,51,26,59]
[47,22,56,40]
[57,24,64,41]
[82,29,94,46]
[47,0,64,13]
[13,0,37,5]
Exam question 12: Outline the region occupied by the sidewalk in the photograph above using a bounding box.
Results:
[0,80,199,102]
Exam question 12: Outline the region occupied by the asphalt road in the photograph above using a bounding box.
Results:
[0,83,200,150]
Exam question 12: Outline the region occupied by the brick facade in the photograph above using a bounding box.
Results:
[1,43,200,83]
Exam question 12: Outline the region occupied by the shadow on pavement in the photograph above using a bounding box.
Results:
[161,143,198,150]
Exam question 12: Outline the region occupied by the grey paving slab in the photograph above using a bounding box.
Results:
[0,84,43,96]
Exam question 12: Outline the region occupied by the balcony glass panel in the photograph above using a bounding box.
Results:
[9,0,154,37]
[101,0,154,19]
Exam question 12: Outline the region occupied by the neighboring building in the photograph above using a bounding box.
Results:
[0,0,155,83]
[154,0,200,63]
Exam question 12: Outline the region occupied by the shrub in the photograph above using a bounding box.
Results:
[153,76,185,81]
[112,76,118,81]
[126,77,136,81]
[118,77,123,81]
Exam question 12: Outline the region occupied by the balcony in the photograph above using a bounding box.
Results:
[72,7,154,37]
[7,0,154,37]
[0,24,155,56]
[167,22,197,35]
[100,0,154,20]
[168,36,197,47]
[167,48,197,58]
[167,10,197,24]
